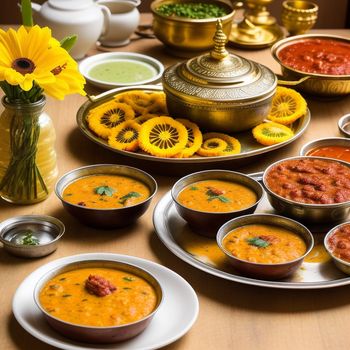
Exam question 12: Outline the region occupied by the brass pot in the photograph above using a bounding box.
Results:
[151,0,235,55]
[271,34,350,97]
[162,20,277,133]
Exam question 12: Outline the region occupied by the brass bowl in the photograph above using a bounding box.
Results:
[281,0,318,36]
[271,34,350,97]
[33,259,163,343]
[151,0,235,55]
[217,213,314,280]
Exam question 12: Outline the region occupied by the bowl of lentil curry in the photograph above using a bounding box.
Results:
[34,259,163,343]
[151,0,235,55]
[217,214,314,280]
[171,170,264,237]
[55,164,157,229]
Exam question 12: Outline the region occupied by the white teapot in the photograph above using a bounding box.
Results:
[31,0,111,59]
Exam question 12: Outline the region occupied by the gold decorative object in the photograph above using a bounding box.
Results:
[281,0,318,36]
[150,0,236,57]
[229,0,283,49]
[162,20,277,133]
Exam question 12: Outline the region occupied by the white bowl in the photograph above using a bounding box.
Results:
[79,52,164,89]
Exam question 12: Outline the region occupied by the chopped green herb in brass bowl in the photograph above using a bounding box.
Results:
[151,0,236,55]
[0,215,65,258]
[55,164,157,229]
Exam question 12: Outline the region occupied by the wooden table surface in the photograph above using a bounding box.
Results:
[1,16,350,350]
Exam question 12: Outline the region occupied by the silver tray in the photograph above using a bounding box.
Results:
[153,174,350,289]
[77,85,310,165]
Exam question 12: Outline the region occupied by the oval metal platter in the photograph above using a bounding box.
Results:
[153,173,350,289]
[77,85,311,165]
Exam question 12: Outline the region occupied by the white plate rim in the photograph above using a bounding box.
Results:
[79,52,164,89]
[12,252,199,350]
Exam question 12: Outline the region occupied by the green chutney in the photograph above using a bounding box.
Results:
[88,60,157,84]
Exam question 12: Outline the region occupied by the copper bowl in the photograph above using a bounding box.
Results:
[271,34,350,97]
[33,259,163,343]
[171,170,264,238]
[324,222,350,275]
[151,0,235,55]
[263,156,350,223]
[217,213,314,280]
[55,164,157,229]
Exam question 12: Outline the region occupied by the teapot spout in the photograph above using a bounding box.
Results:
[31,2,42,13]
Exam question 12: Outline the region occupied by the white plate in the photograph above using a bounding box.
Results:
[79,52,164,89]
[12,253,199,350]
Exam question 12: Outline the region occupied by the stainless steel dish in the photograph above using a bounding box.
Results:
[338,114,350,138]
[33,259,163,343]
[263,156,350,223]
[76,85,310,168]
[271,34,350,97]
[324,222,350,275]
[0,215,65,258]
[217,213,314,280]
[300,137,350,157]
[153,176,350,289]
[171,170,264,238]
[55,164,157,229]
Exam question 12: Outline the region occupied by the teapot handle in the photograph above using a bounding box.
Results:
[98,4,111,38]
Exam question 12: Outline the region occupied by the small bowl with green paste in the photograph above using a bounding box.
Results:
[79,52,164,89]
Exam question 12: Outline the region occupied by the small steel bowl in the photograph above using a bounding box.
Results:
[151,0,235,55]
[338,114,350,138]
[55,164,157,229]
[33,259,163,343]
[300,137,350,160]
[0,215,65,258]
[217,213,314,280]
[271,34,350,97]
[324,221,350,275]
[171,170,264,238]
[263,156,350,223]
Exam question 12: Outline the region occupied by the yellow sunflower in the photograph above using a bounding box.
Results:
[0,25,85,99]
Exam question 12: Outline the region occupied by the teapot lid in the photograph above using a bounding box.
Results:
[48,0,94,10]
[162,20,277,102]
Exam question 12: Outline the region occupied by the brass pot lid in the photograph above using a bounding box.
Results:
[162,20,277,103]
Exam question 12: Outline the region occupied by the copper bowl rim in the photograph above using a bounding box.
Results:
[171,169,264,216]
[282,0,319,12]
[33,259,164,330]
[217,213,314,267]
[263,155,350,209]
[299,136,350,157]
[55,164,158,212]
[271,34,350,79]
[151,0,235,23]
[324,221,350,267]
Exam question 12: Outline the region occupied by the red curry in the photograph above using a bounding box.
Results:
[327,224,350,262]
[306,145,350,163]
[278,39,350,75]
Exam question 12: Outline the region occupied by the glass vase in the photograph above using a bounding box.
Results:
[0,96,58,204]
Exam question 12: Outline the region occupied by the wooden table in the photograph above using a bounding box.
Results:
[1,16,350,350]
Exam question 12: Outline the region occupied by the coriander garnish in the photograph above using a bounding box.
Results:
[206,188,230,203]
[20,230,40,245]
[247,237,270,248]
[95,185,115,197]
[119,191,141,205]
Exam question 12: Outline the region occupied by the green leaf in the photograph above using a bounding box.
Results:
[60,35,77,52]
[247,237,270,248]
[21,0,34,27]
[119,191,141,205]
[21,230,40,245]
[123,276,135,282]
[190,186,198,190]
[95,186,115,197]
[207,195,230,203]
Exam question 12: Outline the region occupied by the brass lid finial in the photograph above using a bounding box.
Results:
[210,19,229,61]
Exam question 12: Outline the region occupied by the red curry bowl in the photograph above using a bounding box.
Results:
[33,259,163,344]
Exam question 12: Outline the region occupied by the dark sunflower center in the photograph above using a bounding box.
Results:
[12,58,35,74]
